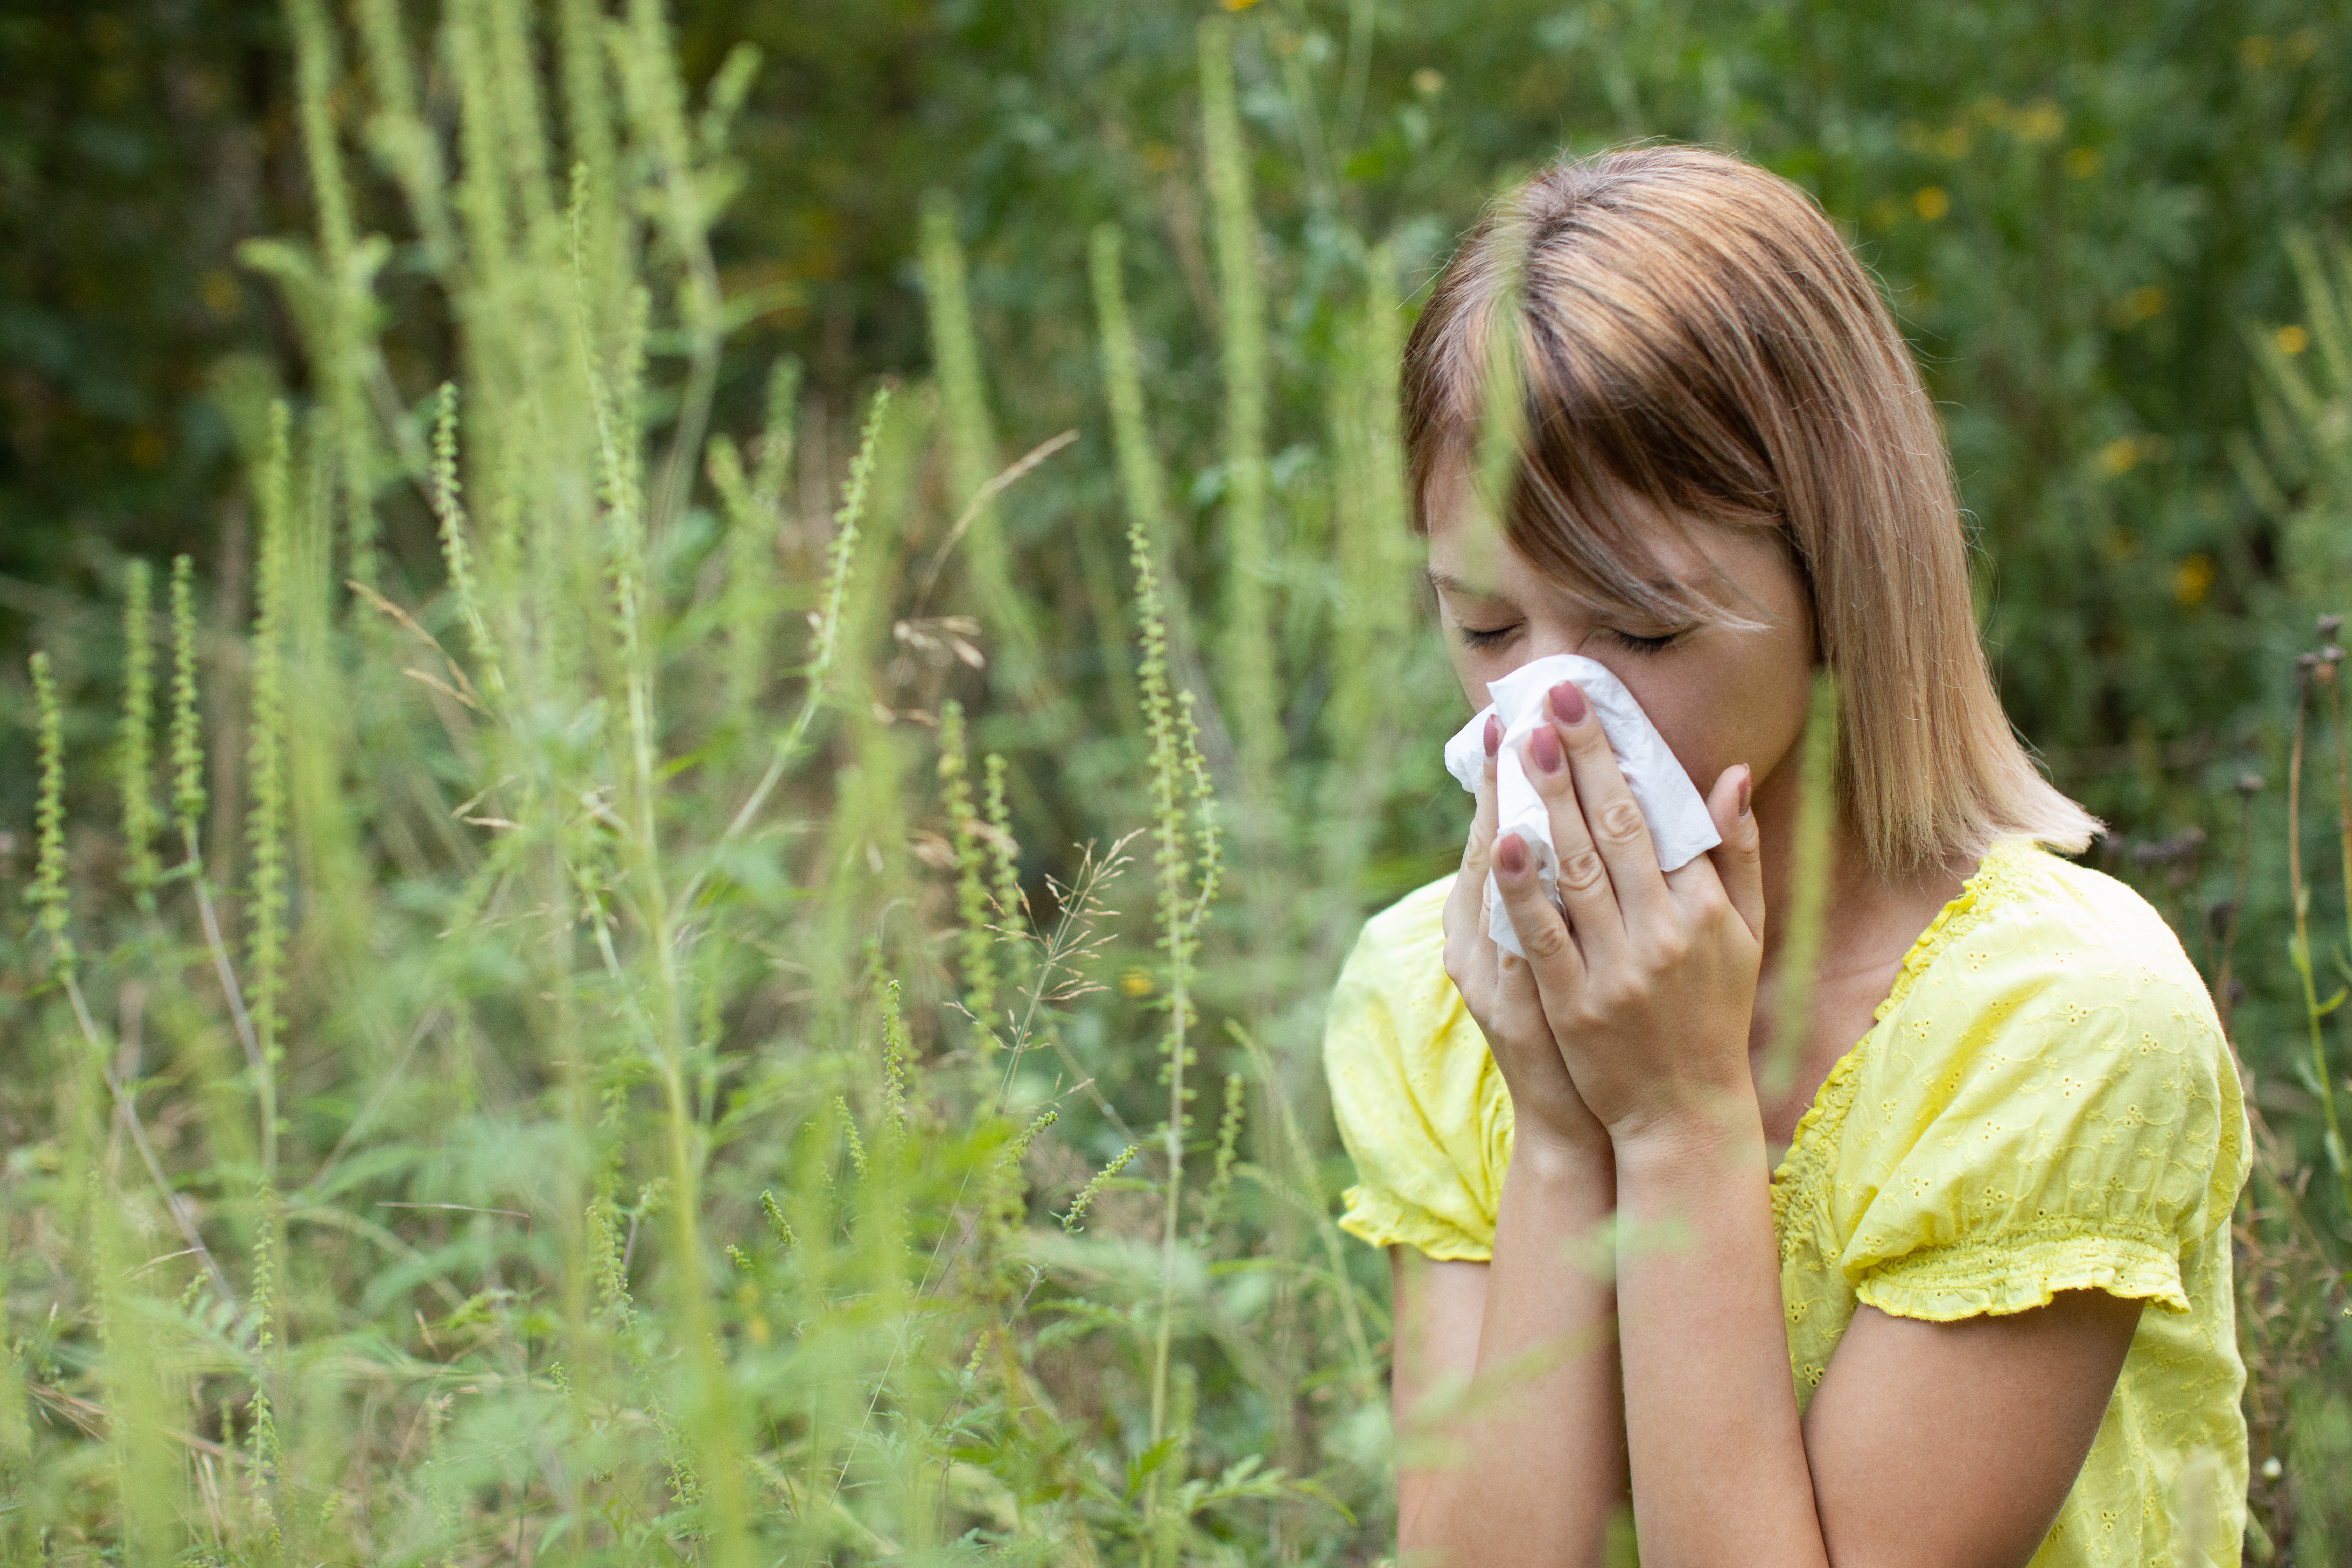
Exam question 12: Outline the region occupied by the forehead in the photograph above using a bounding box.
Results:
[1422,458,1708,597]
[1422,455,1800,638]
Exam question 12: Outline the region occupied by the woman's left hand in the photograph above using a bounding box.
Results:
[1489,678,1768,1146]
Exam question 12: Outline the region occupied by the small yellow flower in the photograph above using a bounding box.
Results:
[1120,967,1155,999]
[2276,324,2310,357]
[2064,146,2103,179]
[1913,186,1950,221]
[2098,436,2142,477]
[2011,99,2065,143]
[2174,555,2216,607]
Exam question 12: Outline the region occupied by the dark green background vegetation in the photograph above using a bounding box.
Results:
[7,0,2350,792]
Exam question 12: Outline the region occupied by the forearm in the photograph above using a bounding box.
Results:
[1404,1137,1625,1568]
[1613,1105,1827,1568]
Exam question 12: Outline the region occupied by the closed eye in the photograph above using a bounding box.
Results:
[1457,623,1520,650]
[1603,628,1686,656]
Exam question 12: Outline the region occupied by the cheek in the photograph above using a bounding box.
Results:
[1445,641,1520,711]
[1624,648,1808,791]
[1447,644,1485,707]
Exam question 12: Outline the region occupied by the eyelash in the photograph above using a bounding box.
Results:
[1606,629,1685,656]
[1454,624,1686,655]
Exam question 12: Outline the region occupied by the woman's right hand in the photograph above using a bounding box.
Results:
[1442,715,1611,1162]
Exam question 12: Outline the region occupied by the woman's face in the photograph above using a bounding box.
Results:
[1422,462,1816,804]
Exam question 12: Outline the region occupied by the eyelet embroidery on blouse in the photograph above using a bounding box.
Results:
[1323,834,2251,1568]
[1769,839,2029,1252]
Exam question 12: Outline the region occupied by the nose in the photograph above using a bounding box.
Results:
[1518,628,1585,664]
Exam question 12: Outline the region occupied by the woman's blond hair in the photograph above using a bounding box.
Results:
[1402,144,2099,873]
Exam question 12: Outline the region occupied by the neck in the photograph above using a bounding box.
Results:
[1746,757,1954,981]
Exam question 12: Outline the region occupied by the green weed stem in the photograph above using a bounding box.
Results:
[28,652,72,975]
[1764,673,1839,1099]
[428,382,504,696]
[614,0,726,543]
[1198,16,1282,777]
[2289,664,2352,1214]
[118,561,160,907]
[37,648,238,1316]
[921,190,1043,699]
[939,699,999,1047]
[283,0,382,586]
[246,404,292,1185]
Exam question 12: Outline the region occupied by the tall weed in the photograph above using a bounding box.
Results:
[0,4,1419,1562]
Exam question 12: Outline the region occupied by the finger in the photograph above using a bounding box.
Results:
[1704,764,1765,942]
[1443,719,1504,980]
[1545,679,1672,931]
[1448,718,1500,899]
[1662,767,1735,919]
[1493,829,1589,997]
[1519,696,1626,957]
[1490,942,1552,1055]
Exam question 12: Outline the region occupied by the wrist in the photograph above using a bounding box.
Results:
[1606,1089,1765,1181]
[1509,1122,1615,1186]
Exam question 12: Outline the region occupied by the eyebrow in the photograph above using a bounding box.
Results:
[1426,569,1504,598]
[1428,566,1688,602]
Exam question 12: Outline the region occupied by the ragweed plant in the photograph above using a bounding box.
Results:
[1,5,1424,1563]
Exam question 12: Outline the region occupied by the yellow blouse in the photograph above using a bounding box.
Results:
[1325,841,2251,1567]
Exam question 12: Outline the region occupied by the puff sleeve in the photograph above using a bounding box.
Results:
[1829,891,2249,1323]
[1323,876,1512,1262]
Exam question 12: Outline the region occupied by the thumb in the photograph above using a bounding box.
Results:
[1706,765,1764,941]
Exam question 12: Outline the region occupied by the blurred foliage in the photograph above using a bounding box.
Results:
[10,0,2352,790]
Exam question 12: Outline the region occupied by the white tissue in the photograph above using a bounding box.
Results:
[1442,653,1722,959]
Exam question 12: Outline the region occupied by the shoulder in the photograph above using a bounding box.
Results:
[1851,842,2247,1243]
[1898,842,2224,1054]
[1329,874,1458,1029]
[1323,873,1508,1261]
[1353,872,1456,959]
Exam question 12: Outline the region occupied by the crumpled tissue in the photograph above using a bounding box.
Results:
[1442,653,1722,959]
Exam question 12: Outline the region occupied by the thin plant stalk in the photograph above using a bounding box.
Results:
[1198,15,1282,778]
[2286,662,2352,1217]
[1763,672,1839,1100]
[671,386,895,927]
[2215,778,2260,1042]
[2323,658,2352,1219]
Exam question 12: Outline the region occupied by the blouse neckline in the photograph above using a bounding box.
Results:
[1768,840,2035,1216]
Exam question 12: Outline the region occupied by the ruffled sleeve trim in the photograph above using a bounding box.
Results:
[1337,1183,1494,1263]
[1855,1221,2190,1322]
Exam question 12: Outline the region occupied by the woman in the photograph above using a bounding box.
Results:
[1323,146,2248,1567]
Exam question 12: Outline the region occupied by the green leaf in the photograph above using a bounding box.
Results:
[1124,1435,1180,1500]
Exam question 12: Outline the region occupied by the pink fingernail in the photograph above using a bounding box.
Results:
[1496,833,1528,875]
[1528,724,1563,774]
[1484,714,1501,758]
[1737,769,1752,819]
[1549,681,1588,725]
